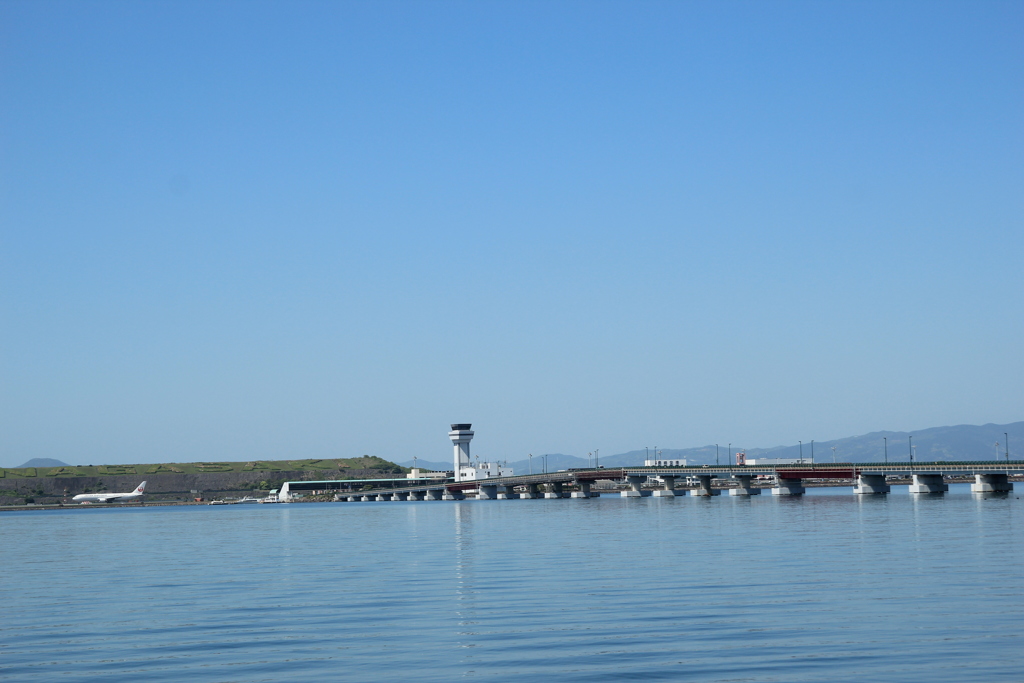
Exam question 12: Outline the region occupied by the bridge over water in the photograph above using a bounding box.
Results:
[278,461,1022,502]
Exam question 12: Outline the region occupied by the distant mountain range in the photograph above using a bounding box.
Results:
[17,458,70,468]
[399,421,1023,473]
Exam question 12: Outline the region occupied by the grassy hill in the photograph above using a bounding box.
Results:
[0,456,404,479]
[0,456,408,505]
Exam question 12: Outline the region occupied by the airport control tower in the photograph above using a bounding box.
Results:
[449,424,474,482]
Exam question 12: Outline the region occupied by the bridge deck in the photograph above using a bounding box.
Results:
[289,461,1024,498]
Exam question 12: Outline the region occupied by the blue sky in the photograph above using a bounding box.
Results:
[1,1,1021,467]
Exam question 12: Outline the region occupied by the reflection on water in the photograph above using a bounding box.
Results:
[1,485,1021,682]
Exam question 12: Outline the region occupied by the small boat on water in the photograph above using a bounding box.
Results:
[208,499,231,505]
[237,497,259,504]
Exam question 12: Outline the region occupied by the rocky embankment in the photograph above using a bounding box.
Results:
[0,468,397,505]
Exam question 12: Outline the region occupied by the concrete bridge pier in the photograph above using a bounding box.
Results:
[497,485,515,500]
[478,484,499,500]
[729,474,761,495]
[407,491,424,501]
[854,474,890,495]
[442,489,466,501]
[621,476,646,497]
[375,493,390,501]
[347,495,359,502]
[653,476,683,496]
[424,489,444,501]
[518,483,540,499]
[361,495,373,502]
[909,473,948,494]
[771,477,805,496]
[972,473,1012,493]
[571,481,593,498]
[544,482,564,499]
[692,474,720,497]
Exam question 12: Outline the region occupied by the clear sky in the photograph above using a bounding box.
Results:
[1,1,1021,467]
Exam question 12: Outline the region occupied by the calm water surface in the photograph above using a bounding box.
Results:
[1,485,1021,682]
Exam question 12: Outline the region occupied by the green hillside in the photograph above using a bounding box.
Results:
[0,456,405,479]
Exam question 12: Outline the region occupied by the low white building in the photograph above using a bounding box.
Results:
[457,461,513,481]
[645,458,687,467]
[406,468,450,480]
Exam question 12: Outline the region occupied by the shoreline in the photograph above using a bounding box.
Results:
[5,476,1020,512]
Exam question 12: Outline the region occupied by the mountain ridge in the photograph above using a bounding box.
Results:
[399,421,1023,473]
[17,458,70,468]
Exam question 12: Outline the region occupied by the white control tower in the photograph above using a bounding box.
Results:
[449,424,474,482]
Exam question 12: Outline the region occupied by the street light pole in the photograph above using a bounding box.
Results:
[595,449,599,468]
[884,437,888,463]
[909,436,913,469]
[716,444,719,466]
[799,441,803,462]
[831,446,837,463]
[529,453,533,475]
[1006,433,1010,462]
[811,440,814,464]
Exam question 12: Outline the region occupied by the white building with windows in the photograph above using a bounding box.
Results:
[645,458,687,467]
[406,468,450,480]
[458,460,513,481]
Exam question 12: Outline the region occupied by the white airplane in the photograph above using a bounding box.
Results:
[73,481,147,504]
